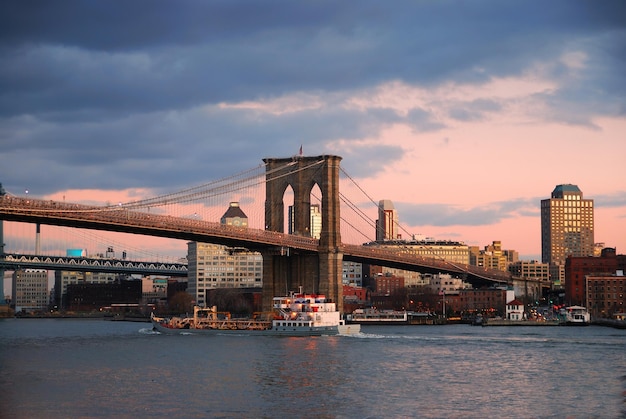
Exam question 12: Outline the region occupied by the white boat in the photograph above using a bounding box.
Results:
[151,292,360,336]
[560,305,591,326]
[346,308,408,325]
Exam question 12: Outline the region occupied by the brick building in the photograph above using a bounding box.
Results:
[565,248,626,306]
[585,272,625,318]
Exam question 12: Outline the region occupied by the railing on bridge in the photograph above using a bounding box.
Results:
[0,253,187,276]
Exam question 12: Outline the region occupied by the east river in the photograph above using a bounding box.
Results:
[0,319,624,418]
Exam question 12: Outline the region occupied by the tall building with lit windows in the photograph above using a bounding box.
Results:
[541,184,594,286]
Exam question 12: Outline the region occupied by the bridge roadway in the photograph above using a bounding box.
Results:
[0,196,512,285]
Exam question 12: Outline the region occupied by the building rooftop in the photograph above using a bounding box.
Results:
[221,202,248,220]
[552,184,582,198]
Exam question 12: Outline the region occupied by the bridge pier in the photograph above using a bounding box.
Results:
[317,250,343,308]
[261,249,320,310]
[262,155,344,312]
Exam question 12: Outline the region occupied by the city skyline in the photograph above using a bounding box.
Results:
[1,1,624,261]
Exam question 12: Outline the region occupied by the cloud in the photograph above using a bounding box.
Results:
[594,191,626,209]
[396,197,540,228]
[2,1,624,117]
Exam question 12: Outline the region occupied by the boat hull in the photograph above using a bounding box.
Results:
[152,319,360,336]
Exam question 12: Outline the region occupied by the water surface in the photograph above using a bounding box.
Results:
[1,319,624,418]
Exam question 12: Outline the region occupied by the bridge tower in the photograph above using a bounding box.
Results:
[261,155,344,312]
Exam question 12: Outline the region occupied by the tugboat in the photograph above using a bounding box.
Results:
[151,292,360,336]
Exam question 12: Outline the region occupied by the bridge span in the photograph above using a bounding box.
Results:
[0,195,512,286]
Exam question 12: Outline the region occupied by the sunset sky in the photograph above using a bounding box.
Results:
[1,1,625,262]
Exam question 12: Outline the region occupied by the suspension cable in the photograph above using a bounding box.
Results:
[108,159,324,211]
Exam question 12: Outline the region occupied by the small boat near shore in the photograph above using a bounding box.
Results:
[151,292,360,336]
[560,305,591,326]
[346,308,408,325]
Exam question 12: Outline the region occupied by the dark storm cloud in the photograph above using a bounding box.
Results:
[2,0,624,116]
[0,98,405,195]
[0,0,624,197]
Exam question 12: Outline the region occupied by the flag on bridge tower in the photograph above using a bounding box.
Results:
[299,145,303,156]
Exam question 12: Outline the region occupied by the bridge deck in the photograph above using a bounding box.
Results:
[0,196,513,284]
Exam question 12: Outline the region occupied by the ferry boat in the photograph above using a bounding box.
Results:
[151,292,360,336]
[560,305,591,326]
[346,308,408,325]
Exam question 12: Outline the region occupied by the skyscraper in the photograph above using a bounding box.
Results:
[376,199,398,241]
[541,184,594,285]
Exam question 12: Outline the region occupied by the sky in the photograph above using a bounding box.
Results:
[1,0,625,263]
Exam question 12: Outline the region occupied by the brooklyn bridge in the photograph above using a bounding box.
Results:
[0,155,513,311]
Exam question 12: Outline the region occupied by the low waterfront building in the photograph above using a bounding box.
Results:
[585,270,626,319]
[505,298,525,320]
[54,270,118,309]
[565,248,626,306]
[457,287,509,316]
[12,269,48,312]
[65,278,142,312]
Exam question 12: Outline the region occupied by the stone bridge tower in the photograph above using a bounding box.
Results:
[261,155,343,312]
